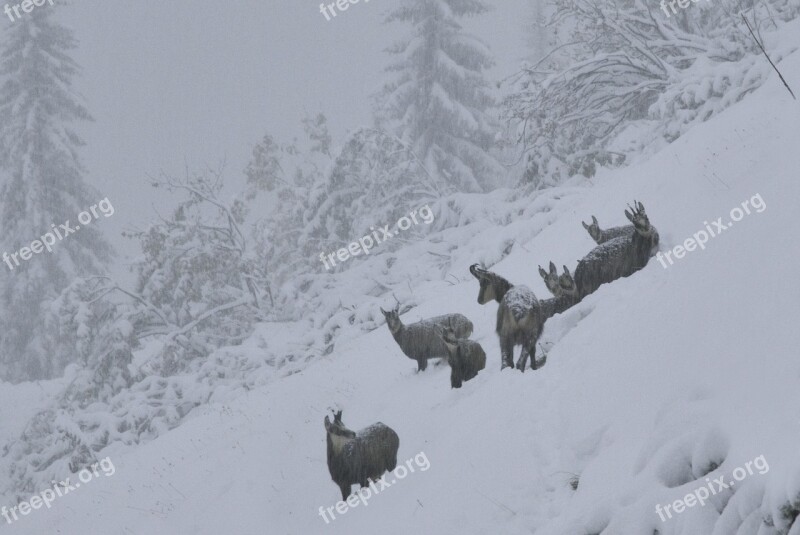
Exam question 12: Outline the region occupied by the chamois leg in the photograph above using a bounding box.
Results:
[516,342,531,372]
[528,341,538,370]
[448,357,459,387]
[386,453,397,472]
[339,482,351,500]
[463,363,477,382]
[460,359,472,383]
[451,369,463,389]
[416,357,427,372]
[500,337,514,370]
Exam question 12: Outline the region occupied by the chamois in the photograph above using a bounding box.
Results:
[581,215,634,245]
[440,328,486,388]
[538,261,561,297]
[516,266,580,369]
[381,306,468,371]
[539,265,581,318]
[324,410,399,500]
[469,264,544,371]
[572,201,659,299]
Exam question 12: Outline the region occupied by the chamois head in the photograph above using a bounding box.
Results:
[558,265,579,299]
[539,261,560,295]
[469,264,510,304]
[324,410,356,440]
[380,306,403,334]
[581,215,602,243]
[438,327,458,351]
[625,201,654,237]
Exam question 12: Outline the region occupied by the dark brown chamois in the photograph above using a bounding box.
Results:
[469,264,545,371]
[572,201,659,299]
[440,328,486,388]
[324,410,399,500]
[516,266,580,369]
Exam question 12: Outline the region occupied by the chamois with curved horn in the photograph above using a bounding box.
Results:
[469,264,543,371]
[324,410,399,500]
[572,201,659,299]
[516,266,580,368]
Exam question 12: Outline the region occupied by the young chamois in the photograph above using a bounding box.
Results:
[581,215,634,245]
[571,201,659,299]
[381,306,472,371]
[469,264,543,371]
[324,410,399,500]
[440,328,486,388]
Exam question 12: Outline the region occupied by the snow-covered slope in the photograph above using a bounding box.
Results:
[10,22,800,535]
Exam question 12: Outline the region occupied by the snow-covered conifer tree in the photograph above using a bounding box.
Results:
[0,5,113,381]
[377,0,504,193]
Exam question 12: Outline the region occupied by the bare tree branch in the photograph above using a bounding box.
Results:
[741,14,796,100]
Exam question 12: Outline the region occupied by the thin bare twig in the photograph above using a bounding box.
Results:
[741,14,796,100]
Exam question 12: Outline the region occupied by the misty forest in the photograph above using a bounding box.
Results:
[0,0,798,533]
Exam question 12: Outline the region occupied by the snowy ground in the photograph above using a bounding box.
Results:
[3,20,800,535]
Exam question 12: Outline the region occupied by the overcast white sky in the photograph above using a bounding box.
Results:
[41,0,532,267]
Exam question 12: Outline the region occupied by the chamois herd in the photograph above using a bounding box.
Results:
[325,201,659,500]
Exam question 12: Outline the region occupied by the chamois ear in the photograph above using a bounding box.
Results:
[562,265,572,278]
[335,410,343,422]
[624,208,634,223]
[324,415,331,429]
[549,261,557,275]
[592,215,598,225]
[581,220,590,230]
[538,265,548,279]
[380,307,388,316]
